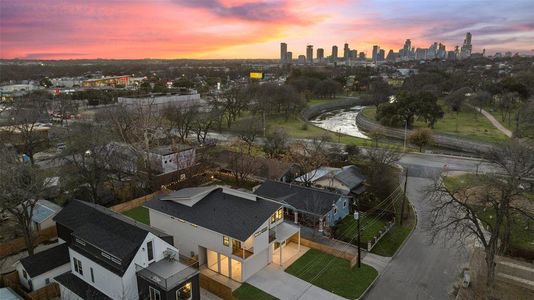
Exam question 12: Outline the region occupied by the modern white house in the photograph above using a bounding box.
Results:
[16,243,70,291]
[145,186,301,283]
[52,200,200,300]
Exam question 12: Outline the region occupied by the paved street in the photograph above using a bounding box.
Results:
[364,154,487,300]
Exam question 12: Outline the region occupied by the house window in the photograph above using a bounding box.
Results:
[45,278,50,285]
[343,200,347,208]
[149,286,161,300]
[147,241,154,261]
[73,257,83,275]
[90,268,95,283]
[232,240,241,251]
[223,236,229,247]
[333,207,337,215]
[271,208,283,223]
[177,282,192,300]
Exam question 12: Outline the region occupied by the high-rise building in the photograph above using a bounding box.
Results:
[331,45,338,61]
[386,49,396,62]
[377,49,385,62]
[359,52,366,60]
[286,51,293,62]
[344,43,350,60]
[402,39,412,60]
[297,55,306,64]
[350,50,357,60]
[317,48,324,62]
[372,45,380,63]
[438,43,446,59]
[415,48,427,60]
[280,42,287,63]
[306,45,314,63]
[460,32,472,59]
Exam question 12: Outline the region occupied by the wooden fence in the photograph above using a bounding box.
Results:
[1,271,59,300]
[110,191,161,213]
[199,273,235,300]
[0,226,57,258]
[290,235,355,262]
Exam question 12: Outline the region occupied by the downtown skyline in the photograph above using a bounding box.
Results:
[1,0,534,60]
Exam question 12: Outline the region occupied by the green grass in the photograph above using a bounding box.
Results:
[123,206,150,225]
[233,283,279,300]
[370,225,412,256]
[335,215,387,243]
[362,103,509,144]
[307,98,335,107]
[285,249,378,299]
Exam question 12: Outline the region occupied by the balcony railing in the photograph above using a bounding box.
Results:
[136,255,199,291]
[232,247,253,259]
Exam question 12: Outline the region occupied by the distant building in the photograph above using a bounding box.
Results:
[331,45,338,61]
[415,48,427,60]
[306,45,314,63]
[372,45,380,63]
[377,49,385,62]
[317,48,324,62]
[286,51,293,62]
[460,32,472,59]
[297,55,306,64]
[81,75,131,87]
[350,49,358,60]
[117,90,203,111]
[359,52,366,60]
[343,43,350,60]
[280,42,287,63]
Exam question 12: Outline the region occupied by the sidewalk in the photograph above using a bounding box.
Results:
[471,105,513,138]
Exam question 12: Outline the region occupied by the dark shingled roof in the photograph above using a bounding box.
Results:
[53,200,171,275]
[254,180,343,216]
[55,272,112,300]
[334,166,365,190]
[145,188,280,241]
[20,243,69,278]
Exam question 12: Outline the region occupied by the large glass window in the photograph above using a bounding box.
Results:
[207,250,219,273]
[73,257,83,275]
[177,282,192,300]
[219,254,230,277]
[230,259,242,282]
[271,208,284,223]
[149,286,161,300]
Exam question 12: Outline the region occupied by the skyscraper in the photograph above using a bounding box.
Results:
[331,45,338,61]
[372,45,380,63]
[280,42,287,63]
[343,43,350,60]
[402,39,411,60]
[317,48,324,62]
[359,52,366,60]
[377,49,385,62]
[286,51,293,62]
[306,45,313,63]
[460,32,472,59]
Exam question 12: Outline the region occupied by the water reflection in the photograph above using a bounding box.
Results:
[310,106,369,139]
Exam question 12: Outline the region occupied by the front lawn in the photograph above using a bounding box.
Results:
[122,206,150,225]
[285,249,378,299]
[233,283,279,300]
[335,215,387,243]
[370,225,412,256]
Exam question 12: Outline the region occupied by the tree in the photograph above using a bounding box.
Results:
[262,127,288,158]
[192,110,215,145]
[219,86,249,128]
[60,123,114,204]
[289,135,331,186]
[228,141,261,185]
[408,128,433,152]
[428,142,534,287]
[0,149,49,255]
[367,79,393,109]
[377,91,442,128]
[364,143,401,204]
[444,87,472,132]
[163,105,197,143]
[234,118,262,154]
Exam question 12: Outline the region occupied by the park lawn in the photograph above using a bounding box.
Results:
[335,215,387,243]
[285,249,378,299]
[362,104,509,144]
[308,98,335,107]
[371,225,412,256]
[233,283,279,300]
[123,206,150,225]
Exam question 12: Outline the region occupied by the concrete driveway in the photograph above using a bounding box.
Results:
[247,264,347,300]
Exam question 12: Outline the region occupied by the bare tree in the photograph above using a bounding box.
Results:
[219,86,249,128]
[427,141,534,286]
[290,135,331,186]
[228,141,261,185]
[192,110,215,145]
[263,127,288,159]
[0,149,49,255]
[163,104,197,143]
[234,118,262,154]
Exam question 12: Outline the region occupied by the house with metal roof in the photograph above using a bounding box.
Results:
[50,200,199,300]
[144,186,301,283]
[254,180,350,233]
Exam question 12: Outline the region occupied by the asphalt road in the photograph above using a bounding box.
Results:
[364,154,491,300]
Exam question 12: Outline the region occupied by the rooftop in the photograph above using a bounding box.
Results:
[137,255,198,291]
[31,199,62,224]
[145,187,281,241]
[55,272,112,300]
[20,243,70,277]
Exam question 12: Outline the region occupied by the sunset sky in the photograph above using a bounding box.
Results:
[1,0,533,60]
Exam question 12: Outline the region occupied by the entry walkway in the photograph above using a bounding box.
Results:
[247,264,347,300]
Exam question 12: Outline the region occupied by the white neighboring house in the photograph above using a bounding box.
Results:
[16,243,70,291]
[31,199,62,231]
[145,186,301,283]
[149,145,196,175]
[52,200,200,300]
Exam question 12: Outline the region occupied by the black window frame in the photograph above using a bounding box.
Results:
[147,240,154,261]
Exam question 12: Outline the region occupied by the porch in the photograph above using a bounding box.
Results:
[269,221,302,267]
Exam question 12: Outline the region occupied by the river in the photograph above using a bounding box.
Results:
[309,106,369,139]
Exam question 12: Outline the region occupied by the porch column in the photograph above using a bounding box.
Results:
[242,248,245,259]
[318,217,324,232]
[279,243,283,266]
[298,231,301,252]
[294,211,298,224]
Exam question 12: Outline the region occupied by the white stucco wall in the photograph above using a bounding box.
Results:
[18,263,70,291]
[242,248,269,281]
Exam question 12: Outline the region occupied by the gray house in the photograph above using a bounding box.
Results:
[254,180,351,233]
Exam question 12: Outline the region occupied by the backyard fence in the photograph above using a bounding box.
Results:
[110,191,161,213]
[291,235,355,262]
[0,226,57,258]
[1,271,60,300]
[199,273,235,300]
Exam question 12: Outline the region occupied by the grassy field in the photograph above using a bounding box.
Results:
[233,283,279,300]
[285,249,378,299]
[123,206,150,225]
[362,103,509,143]
[443,174,534,254]
[335,215,387,243]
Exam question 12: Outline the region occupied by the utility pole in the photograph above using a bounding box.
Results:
[354,201,361,268]
[400,168,408,226]
[403,120,408,152]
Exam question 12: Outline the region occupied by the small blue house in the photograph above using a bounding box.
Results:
[254,180,350,233]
